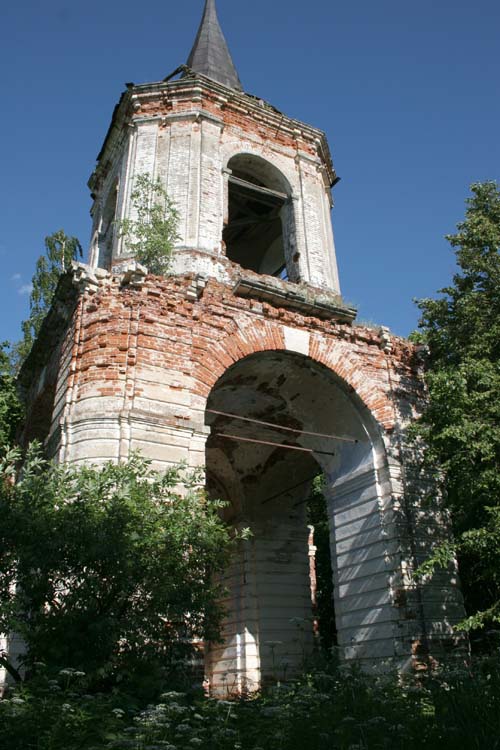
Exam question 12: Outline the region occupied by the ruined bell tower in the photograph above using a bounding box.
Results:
[88,0,341,295]
[19,0,465,694]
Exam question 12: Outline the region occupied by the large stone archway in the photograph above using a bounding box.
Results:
[203,349,400,693]
[15,271,467,695]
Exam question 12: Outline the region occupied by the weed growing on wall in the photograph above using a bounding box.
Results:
[116,174,179,274]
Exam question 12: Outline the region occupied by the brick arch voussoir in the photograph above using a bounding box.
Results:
[195,323,395,432]
[309,334,396,432]
[193,318,285,396]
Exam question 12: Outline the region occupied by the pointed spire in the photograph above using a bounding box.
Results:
[186,0,242,91]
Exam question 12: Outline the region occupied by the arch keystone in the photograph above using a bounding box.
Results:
[283,325,310,356]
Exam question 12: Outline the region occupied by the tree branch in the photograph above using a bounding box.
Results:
[0,652,22,683]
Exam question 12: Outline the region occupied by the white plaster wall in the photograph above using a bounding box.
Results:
[208,516,315,695]
[326,465,402,663]
[95,110,341,293]
[58,360,208,472]
[0,631,24,693]
[198,117,225,252]
[0,633,8,691]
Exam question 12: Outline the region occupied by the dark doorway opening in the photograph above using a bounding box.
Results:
[204,351,350,693]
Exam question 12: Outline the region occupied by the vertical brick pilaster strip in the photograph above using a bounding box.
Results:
[59,292,85,463]
[119,292,141,461]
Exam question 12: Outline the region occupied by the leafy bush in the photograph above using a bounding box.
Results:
[15,230,82,364]
[0,447,233,690]
[0,666,129,750]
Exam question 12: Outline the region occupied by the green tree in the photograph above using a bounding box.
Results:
[306,475,336,652]
[116,173,179,274]
[415,181,500,630]
[0,350,22,684]
[16,230,82,363]
[0,344,22,449]
[0,446,233,686]
[0,342,22,450]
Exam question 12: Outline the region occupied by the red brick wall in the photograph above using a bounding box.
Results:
[54,273,422,439]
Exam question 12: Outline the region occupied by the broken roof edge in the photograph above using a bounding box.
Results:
[17,271,80,398]
[233,277,357,324]
[89,74,339,192]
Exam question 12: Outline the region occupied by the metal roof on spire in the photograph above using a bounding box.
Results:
[186,0,242,91]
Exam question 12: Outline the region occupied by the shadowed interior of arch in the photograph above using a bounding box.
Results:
[223,154,294,279]
[97,181,118,270]
[204,350,383,695]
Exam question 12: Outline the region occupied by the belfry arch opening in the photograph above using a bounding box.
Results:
[223,155,296,280]
[97,181,118,270]
[204,350,390,695]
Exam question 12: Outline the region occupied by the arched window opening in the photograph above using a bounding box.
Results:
[97,182,118,270]
[223,155,294,280]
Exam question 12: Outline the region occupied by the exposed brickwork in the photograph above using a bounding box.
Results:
[54,274,415,432]
[17,267,466,687]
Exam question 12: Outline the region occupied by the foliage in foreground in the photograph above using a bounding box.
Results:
[2,654,500,750]
[0,447,233,688]
[414,181,500,631]
[0,667,126,750]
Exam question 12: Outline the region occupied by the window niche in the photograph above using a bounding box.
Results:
[96,182,118,270]
[223,155,297,281]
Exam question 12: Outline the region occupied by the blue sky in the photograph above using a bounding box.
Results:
[1,0,499,341]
